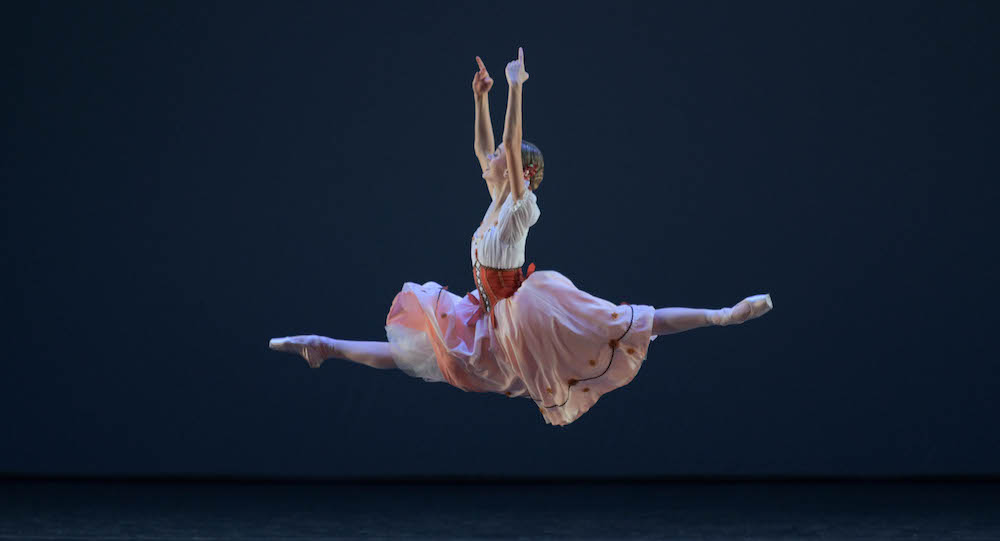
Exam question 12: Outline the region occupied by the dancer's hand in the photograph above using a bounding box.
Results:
[505,47,529,86]
[472,56,494,97]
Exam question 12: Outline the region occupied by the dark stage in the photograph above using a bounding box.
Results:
[2,479,999,540]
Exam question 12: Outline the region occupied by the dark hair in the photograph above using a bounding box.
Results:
[520,140,544,190]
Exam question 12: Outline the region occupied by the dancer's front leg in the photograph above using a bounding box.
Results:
[652,294,773,335]
[652,307,715,336]
[269,335,397,371]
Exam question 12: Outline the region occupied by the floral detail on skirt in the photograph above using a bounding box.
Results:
[385,270,658,426]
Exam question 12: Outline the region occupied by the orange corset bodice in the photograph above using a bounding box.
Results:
[469,246,536,329]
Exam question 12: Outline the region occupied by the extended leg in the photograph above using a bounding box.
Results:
[652,293,773,336]
[652,307,714,336]
[269,335,397,371]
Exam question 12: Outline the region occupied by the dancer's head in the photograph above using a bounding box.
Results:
[484,140,545,191]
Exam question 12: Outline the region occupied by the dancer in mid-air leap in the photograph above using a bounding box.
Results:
[270,47,773,426]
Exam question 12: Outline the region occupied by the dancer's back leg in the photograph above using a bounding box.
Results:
[269,335,396,371]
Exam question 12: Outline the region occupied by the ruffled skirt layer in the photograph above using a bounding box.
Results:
[384,270,658,426]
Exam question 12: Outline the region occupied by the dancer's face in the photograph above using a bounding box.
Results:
[483,143,506,182]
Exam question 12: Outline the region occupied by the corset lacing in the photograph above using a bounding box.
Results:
[470,247,536,329]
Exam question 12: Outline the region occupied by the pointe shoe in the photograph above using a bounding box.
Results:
[268,334,334,369]
[710,293,773,326]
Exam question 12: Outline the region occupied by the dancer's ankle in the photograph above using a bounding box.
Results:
[325,338,344,361]
[707,308,730,326]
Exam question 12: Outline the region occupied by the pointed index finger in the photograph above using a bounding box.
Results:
[518,47,524,62]
[476,56,486,71]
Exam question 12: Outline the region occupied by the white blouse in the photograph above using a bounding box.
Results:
[470,181,541,269]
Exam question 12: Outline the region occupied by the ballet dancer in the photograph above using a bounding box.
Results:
[270,47,773,426]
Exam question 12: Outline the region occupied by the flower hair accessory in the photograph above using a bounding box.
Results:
[523,163,539,182]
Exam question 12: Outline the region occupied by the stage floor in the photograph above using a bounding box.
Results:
[2,479,998,540]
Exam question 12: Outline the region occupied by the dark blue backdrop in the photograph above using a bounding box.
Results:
[3,1,997,478]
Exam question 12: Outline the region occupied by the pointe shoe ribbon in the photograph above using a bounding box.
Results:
[268,335,329,368]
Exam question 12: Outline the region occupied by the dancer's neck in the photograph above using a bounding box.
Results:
[490,181,511,203]
[489,178,529,203]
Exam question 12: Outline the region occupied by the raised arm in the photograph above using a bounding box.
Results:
[502,47,529,201]
[472,56,495,174]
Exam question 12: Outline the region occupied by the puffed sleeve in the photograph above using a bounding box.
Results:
[498,190,540,243]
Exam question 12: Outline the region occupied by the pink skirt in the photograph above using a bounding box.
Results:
[384,270,658,426]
